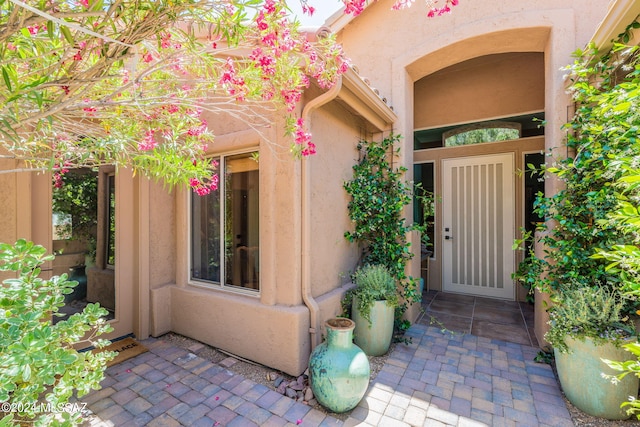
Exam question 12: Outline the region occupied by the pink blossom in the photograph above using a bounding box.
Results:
[262,88,275,101]
[142,52,154,63]
[301,141,316,156]
[160,33,172,49]
[138,129,158,151]
[52,161,71,188]
[294,118,316,156]
[263,0,276,14]
[83,99,96,116]
[189,173,218,196]
[261,32,277,47]
[7,43,16,51]
[187,120,208,137]
[256,12,269,31]
[281,88,302,112]
[73,51,82,61]
[343,0,366,16]
[391,0,415,10]
[53,172,64,188]
[166,104,179,114]
[27,26,39,36]
[426,0,458,18]
[302,4,315,16]
[77,0,88,7]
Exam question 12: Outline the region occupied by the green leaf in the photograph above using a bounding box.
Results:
[61,26,74,44]
[22,363,31,381]
[47,20,55,39]
[60,352,78,365]
[2,67,12,92]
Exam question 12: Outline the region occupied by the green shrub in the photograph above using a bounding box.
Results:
[0,239,115,426]
[546,285,635,353]
[343,135,424,325]
[349,264,399,325]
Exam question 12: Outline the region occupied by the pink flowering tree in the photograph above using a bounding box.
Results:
[0,0,349,194]
[0,0,456,194]
[336,0,458,17]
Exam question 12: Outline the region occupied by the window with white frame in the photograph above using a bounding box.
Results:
[191,151,260,291]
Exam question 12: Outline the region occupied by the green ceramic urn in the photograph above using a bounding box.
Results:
[309,318,370,413]
[555,335,639,420]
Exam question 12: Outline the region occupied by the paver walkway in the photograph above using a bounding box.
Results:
[82,324,573,426]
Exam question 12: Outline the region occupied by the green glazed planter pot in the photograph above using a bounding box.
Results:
[554,335,639,420]
[309,318,370,413]
[352,298,395,356]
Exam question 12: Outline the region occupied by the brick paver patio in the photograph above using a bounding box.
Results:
[82,324,573,426]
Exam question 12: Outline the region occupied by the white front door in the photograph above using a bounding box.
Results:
[442,153,515,299]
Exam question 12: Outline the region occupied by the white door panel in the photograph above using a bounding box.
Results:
[442,154,515,300]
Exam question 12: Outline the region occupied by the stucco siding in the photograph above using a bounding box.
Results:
[336,0,611,99]
[308,102,363,298]
[149,180,176,289]
[171,284,310,375]
[414,52,544,129]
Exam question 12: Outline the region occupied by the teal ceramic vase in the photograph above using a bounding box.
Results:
[309,318,370,413]
[555,335,638,420]
[352,298,394,356]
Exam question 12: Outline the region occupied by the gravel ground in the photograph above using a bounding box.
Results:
[161,332,640,426]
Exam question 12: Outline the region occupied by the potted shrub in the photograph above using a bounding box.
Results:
[343,135,425,336]
[348,264,398,356]
[547,285,638,420]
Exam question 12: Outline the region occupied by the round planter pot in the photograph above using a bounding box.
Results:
[352,298,394,356]
[309,318,370,413]
[554,335,639,420]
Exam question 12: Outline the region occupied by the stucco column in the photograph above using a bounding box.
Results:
[543,11,575,199]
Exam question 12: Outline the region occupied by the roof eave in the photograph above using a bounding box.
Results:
[591,0,640,50]
[338,67,397,132]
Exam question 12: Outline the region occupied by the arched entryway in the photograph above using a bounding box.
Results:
[404,29,558,345]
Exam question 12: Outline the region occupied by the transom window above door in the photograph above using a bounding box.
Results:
[443,122,520,146]
[414,112,544,150]
[191,151,260,292]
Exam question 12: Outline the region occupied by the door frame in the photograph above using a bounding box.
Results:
[412,137,545,300]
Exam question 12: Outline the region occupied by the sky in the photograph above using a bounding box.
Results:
[287,0,344,27]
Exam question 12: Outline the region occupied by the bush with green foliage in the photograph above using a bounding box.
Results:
[545,285,634,353]
[348,264,399,326]
[514,20,640,417]
[0,239,115,427]
[514,40,640,309]
[343,134,426,326]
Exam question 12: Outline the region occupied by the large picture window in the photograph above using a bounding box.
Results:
[191,151,260,291]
